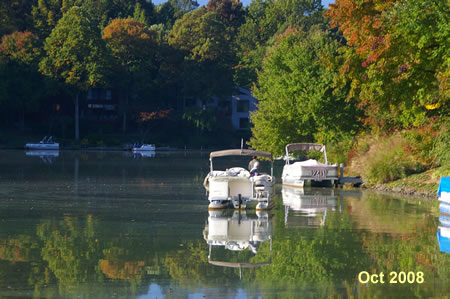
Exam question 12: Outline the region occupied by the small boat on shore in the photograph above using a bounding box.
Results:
[132,143,156,151]
[282,143,338,188]
[203,149,275,210]
[25,136,59,150]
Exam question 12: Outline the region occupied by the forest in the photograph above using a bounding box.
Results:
[0,0,448,184]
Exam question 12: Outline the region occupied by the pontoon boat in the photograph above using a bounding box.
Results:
[203,149,275,210]
[25,136,59,150]
[282,143,338,187]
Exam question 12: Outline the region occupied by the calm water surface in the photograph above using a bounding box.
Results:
[0,151,448,298]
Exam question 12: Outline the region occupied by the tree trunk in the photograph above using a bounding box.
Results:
[20,109,25,132]
[122,93,128,133]
[74,93,80,141]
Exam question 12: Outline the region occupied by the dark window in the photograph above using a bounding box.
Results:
[239,117,249,129]
[185,98,196,107]
[237,100,249,112]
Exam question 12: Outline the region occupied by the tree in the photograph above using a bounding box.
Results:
[249,26,361,156]
[326,0,449,129]
[39,6,109,141]
[102,18,158,133]
[0,31,45,131]
[168,7,234,100]
[234,0,325,87]
[207,0,245,29]
[0,0,34,36]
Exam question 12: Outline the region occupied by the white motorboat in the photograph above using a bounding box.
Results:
[132,143,156,151]
[203,149,275,210]
[437,177,450,204]
[25,136,59,150]
[282,143,338,187]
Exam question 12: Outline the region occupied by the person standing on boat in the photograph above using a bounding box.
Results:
[248,156,260,177]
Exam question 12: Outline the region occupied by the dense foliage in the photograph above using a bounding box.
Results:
[0,0,447,173]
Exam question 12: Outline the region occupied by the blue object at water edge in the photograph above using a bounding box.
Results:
[437,177,450,196]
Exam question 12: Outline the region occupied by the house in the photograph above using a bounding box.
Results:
[230,87,257,130]
[82,88,119,122]
[185,87,258,131]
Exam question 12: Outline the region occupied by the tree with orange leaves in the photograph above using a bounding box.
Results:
[103,18,158,133]
[326,0,448,129]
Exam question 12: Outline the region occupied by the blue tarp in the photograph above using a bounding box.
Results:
[437,177,450,196]
[437,231,450,254]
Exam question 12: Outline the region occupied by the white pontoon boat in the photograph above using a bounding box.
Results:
[282,143,338,187]
[203,149,275,210]
[25,136,59,150]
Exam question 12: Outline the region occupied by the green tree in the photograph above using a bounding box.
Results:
[168,7,234,100]
[207,0,245,30]
[234,0,324,87]
[102,18,158,133]
[0,31,45,131]
[249,26,361,156]
[39,6,109,141]
[0,0,34,36]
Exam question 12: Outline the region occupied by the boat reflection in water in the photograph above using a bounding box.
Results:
[437,177,450,254]
[203,210,272,278]
[133,151,155,159]
[437,215,450,254]
[282,186,340,227]
[25,150,59,164]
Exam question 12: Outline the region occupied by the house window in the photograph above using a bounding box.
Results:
[87,89,96,100]
[105,90,112,100]
[237,100,249,113]
[239,117,249,129]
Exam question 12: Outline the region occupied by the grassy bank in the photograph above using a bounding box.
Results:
[339,121,448,199]
[369,167,442,199]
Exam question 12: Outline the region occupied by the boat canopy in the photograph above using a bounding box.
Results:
[285,143,327,164]
[285,143,325,153]
[210,149,272,160]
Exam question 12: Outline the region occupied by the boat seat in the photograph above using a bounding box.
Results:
[210,170,228,177]
[226,167,250,177]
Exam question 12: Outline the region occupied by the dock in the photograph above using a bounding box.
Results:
[337,163,363,187]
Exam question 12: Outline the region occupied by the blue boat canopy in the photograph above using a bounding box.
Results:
[437,177,450,196]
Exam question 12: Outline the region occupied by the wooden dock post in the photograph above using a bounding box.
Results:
[339,163,344,188]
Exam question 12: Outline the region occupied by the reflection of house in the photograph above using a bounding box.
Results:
[82,88,119,122]
[185,87,258,131]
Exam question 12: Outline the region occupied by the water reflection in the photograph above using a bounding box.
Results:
[282,186,339,227]
[0,151,448,298]
[25,150,59,164]
[203,210,272,279]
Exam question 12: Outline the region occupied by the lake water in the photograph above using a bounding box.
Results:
[0,151,448,298]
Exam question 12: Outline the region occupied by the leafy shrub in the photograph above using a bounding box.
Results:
[430,118,449,167]
[349,134,425,185]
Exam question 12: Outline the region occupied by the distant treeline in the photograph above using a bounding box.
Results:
[0,0,448,159]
